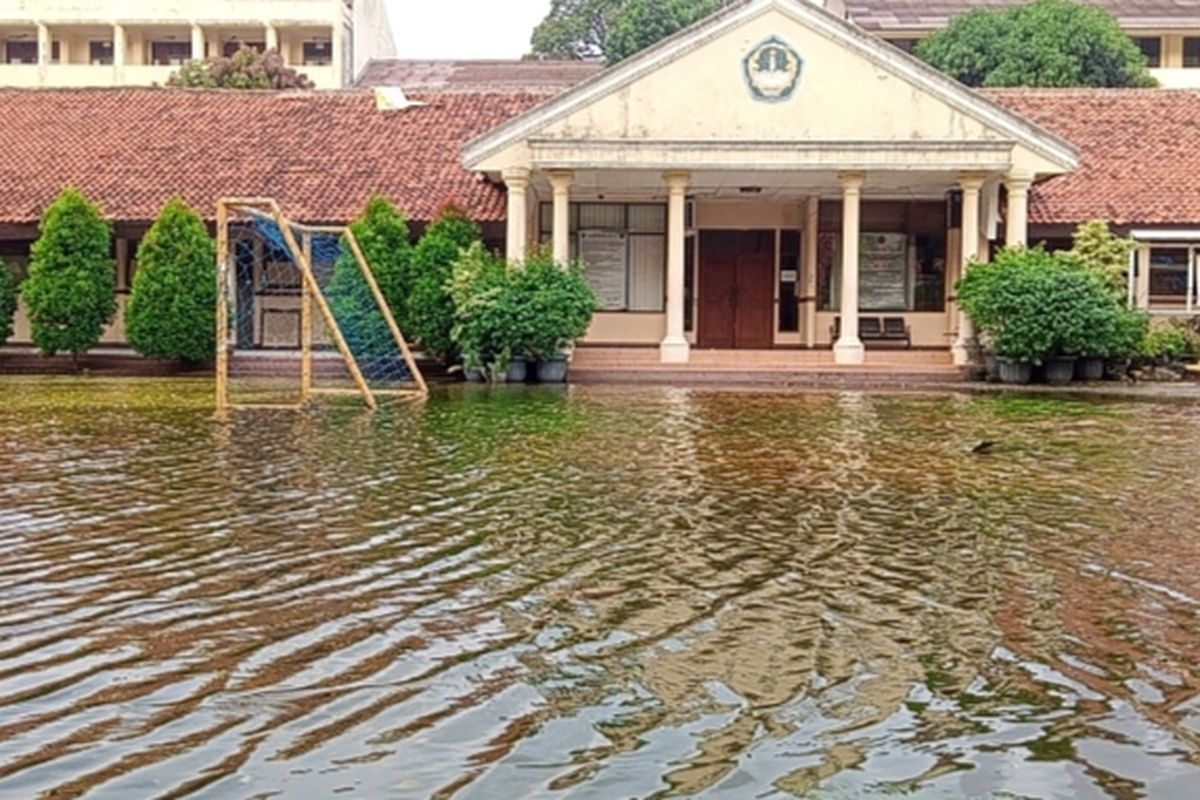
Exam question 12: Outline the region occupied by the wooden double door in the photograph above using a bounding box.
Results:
[697,230,775,349]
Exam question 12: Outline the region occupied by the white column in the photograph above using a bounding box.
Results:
[503,167,531,264]
[1134,244,1151,309]
[661,171,691,364]
[265,24,279,53]
[834,171,866,365]
[113,23,126,71]
[190,24,205,60]
[952,173,987,365]
[1004,173,1032,248]
[37,22,51,65]
[802,195,819,347]
[548,170,573,266]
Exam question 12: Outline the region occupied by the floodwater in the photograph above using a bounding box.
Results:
[0,379,1198,800]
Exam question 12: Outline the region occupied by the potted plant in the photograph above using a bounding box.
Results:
[508,250,598,384]
[449,243,510,383]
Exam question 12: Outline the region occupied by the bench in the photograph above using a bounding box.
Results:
[830,316,912,348]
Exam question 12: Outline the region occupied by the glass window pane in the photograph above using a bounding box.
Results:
[628,235,664,311]
[1135,37,1161,68]
[1185,37,1200,68]
[578,204,625,231]
[628,204,666,233]
[539,202,552,236]
[1150,248,1189,298]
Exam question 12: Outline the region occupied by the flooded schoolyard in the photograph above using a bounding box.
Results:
[0,378,1197,798]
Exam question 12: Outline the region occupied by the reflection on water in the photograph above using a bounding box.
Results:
[0,377,1198,799]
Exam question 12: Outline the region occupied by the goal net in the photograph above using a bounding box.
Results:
[215,199,426,410]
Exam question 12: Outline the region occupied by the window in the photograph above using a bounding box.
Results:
[1134,37,1162,68]
[89,40,113,65]
[303,40,332,66]
[885,38,920,55]
[150,41,191,66]
[779,230,800,333]
[818,232,945,312]
[1148,248,1190,304]
[1185,37,1200,68]
[539,202,667,312]
[5,41,37,64]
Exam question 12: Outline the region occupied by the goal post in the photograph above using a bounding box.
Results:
[214,198,427,410]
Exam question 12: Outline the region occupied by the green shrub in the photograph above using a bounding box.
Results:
[22,188,115,358]
[507,250,599,358]
[407,206,480,362]
[327,197,413,358]
[0,259,17,344]
[448,243,510,369]
[1066,220,1134,299]
[1141,325,1194,362]
[957,246,1124,364]
[125,198,216,362]
[1111,309,1150,360]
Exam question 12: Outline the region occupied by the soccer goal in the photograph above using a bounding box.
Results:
[214,198,427,410]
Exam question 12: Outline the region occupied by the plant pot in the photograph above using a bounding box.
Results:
[983,352,1000,382]
[463,366,486,383]
[1044,356,1077,386]
[997,357,1033,385]
[1076,356,1105,382]
[487,363,509,384]
[506,357,529,384]
[536,356,569,384]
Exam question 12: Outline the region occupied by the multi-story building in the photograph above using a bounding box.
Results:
[0,0,395,89]
[841,1,1200,88]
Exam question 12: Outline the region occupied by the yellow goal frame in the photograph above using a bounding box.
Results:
[214,198,427,411]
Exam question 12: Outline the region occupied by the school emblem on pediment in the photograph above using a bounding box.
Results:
[744,36,802,102]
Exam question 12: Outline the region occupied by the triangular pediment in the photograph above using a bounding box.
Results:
[464,0,1077,175]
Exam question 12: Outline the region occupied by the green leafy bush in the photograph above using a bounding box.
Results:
[407,206,480,362]
[448,243,510,369]
[957,246,1124,364]
[0,259,17,344]
[327,197,413,358]
[1141,324,1198,362]
[125,198,216,362]
[507,250,599,358]
[917,0,1156,88]
[22,188,116,358]
[1066,220,1135,299]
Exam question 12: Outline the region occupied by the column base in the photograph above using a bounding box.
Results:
[833,336,865,365]
[951,336,973,366]
[660,337,690,364]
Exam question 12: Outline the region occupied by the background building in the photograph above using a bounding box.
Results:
[0,0,395,88]
[845,1,1200,88]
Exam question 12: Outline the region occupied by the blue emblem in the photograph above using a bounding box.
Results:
[744,36,803,102]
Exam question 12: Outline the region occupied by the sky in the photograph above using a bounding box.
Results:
[387,0,551,60]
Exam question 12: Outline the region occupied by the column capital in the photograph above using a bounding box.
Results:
[957,171,989,191]
[547,169,575,189]
[663,171,691,192]
[1004,172,1034,192]
[837,170,866,189]
[501,166,531,187]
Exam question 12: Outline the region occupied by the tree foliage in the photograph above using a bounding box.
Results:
[0,260,17,345]
[125,198,216,362]
[168,46,315,90]
[605,0,724,64]
[530,0,728,63]
[916,0,1156,88]
[407,205,481,362]
[22,188,115,358]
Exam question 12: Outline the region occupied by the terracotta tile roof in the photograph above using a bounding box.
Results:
[357,59,605,93]
[989,89,1200,227]
[0,87,548,226]
[845,1,1200,31]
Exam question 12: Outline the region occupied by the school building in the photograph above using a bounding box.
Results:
[1,0,1198,371]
